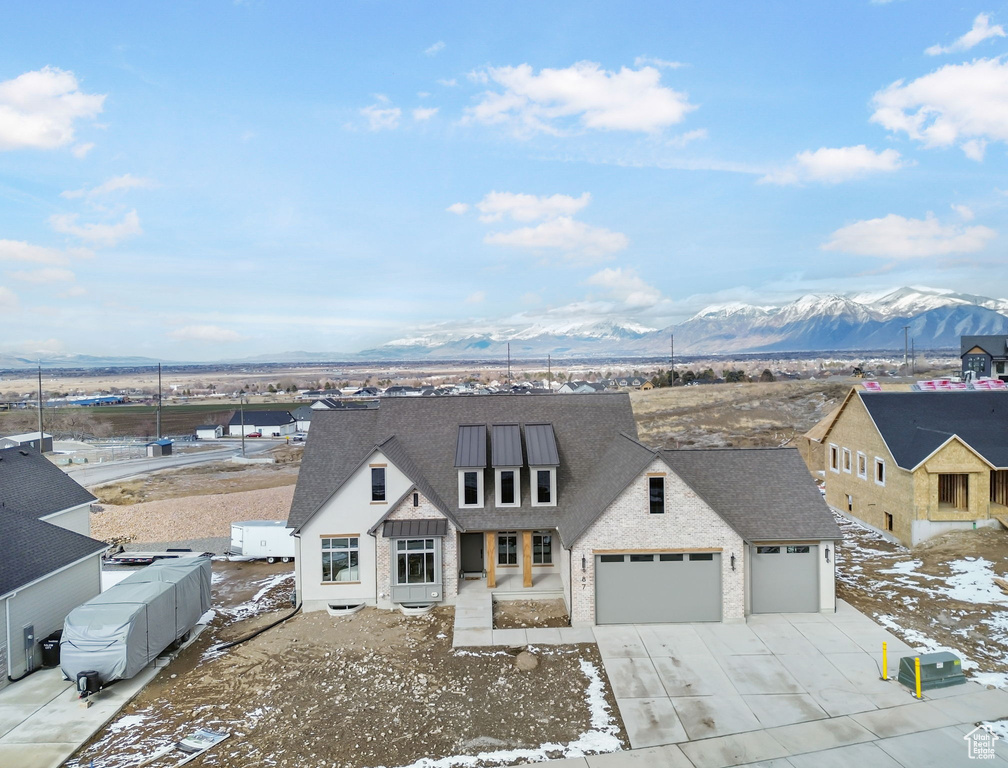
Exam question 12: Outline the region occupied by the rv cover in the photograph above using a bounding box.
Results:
[121,556,212,639]
[60,581,176,683]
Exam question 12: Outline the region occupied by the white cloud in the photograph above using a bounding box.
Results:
[437,78,458,87]
[0,67,105,151]
[49,209,142,246]
[485,217,628,257]
[476,191,591,222]
[62,173,157,200]
[634,56,685,70]
[667,128,707,148]
[424,41,445,56]
[60,285,86,298]
[465,60,695,135]
[0,286,18,310]
[0,239,88,265]
[761,145,906,185]
[585,267,662,308]
[361,98,401,130]
[952,203,975,220]
[821,212,996,258]
[71,142,94,158]
[871,58,1008,160]
[465,290,485,303]
[446,202,469,215]
[8,267,75,284]
[168,325,244,343]
[412,106,438,121]
[926,13,1005,56]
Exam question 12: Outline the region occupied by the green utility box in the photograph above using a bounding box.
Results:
[897,651,966,691]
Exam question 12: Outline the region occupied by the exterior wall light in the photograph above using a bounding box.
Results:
[825,546,831,563]
[730,553,736,571]
[581,554,587,572]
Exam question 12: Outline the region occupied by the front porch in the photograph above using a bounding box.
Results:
[457,569,563,600]
[457,529,562,599]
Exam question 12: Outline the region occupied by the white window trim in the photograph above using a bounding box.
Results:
[530,466,557,507]
[842,448,852,474]
[874,457,886,487]
[495,467,521,507]
[829,443,840,473]
[856,451,867,480]
[458,468,484,508]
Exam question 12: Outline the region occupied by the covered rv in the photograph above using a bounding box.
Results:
[60,556,211,685]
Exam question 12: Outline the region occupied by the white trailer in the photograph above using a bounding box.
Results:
[230,520,295,563]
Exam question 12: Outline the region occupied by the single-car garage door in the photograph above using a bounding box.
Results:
[595,552,721,624]
[751,544,818,613]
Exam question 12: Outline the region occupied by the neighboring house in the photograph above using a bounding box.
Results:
[961,335,1008,382]
[556,381,606,395]
[195,425,224,440]
[0,432,53,453]
[228,410,296,437]
[291,405,313,432]
[146,439,173,457]
[816,388,1008,545]
[0,446,107,687]
[383,386,422,397]
[796,404,841,478]
[287,395,839,625]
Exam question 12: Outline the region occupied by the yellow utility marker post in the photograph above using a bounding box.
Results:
[881,642,888,680]
[915,656,922,699]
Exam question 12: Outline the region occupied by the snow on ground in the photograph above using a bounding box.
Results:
[220,571,295,622]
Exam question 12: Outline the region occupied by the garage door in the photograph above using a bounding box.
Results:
[751,544,818,613]
[595,552,721,624]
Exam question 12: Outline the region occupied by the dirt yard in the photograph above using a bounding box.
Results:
[494,599,570,629]
[68,562,626,768]
[836,515,1008,685]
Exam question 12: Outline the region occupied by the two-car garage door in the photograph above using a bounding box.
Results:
[595,552,721,624]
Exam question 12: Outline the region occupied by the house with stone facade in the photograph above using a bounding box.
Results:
[287,394,840,625]
[816,388,1008,545]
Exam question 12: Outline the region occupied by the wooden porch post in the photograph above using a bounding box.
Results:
[486,531,496,588]
[522,530,533,588]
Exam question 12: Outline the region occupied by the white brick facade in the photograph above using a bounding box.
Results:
[375,491,459,609]
[569,458,746,625]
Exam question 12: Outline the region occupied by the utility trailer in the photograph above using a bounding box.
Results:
[230,520,295,563]
[103,546,208,565]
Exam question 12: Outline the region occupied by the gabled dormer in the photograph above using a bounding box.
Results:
[491,424,522,507]
[526,423,559,507]
[455,424,486,507]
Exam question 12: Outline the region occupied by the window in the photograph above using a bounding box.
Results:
[532,531,552,564]
[874,458,886,486]
[629,554,654,562]
[992,470,1008,506]
[458,469,483,507]
[884,512,893,531]
[689,553,713,561]
[842,448,852,474]
[322,537,359,582]
[395,538,436,585]
[600,554,624,563]
[497,532,518,565]
[659,553,683,562]
[497,468,518,506]
[649,476,665,514]
[786,545,810,554]
[939,473,969,509]
[756,546,780,554]
[533,468,554,505]
[413,492,419,507]
[463,471,479,505]
[829,444,839,473]
[371,467,386,502]
[857,452,867,479]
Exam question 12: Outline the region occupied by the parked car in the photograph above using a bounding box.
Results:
[246,432,262,438]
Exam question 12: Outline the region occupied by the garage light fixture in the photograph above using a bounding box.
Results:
[824,546,831,563]
[581,555,586,572]
[730,553,735,571]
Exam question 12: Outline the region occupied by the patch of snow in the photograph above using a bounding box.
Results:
[980,719,1008,740]
[944,558,1008,605]
[252,571,295,603]
[875,614,977,671]
[106,713,148,733]
[880,560,923,575]
[973,673,1008,689]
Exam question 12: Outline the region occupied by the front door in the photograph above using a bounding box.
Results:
[460,533,484,574]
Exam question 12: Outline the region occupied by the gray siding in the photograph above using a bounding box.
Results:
[5,555,101,677]
[41,502,91,537]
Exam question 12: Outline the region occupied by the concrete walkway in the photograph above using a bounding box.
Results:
[578,600,1008,766]
[452,585,595,647]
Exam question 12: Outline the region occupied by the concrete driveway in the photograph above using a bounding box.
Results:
[580,600,1008,766]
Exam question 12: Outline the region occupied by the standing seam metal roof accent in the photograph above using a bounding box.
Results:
[491,424,523,466]
[454,425,487,467]
[525,423,560,466]
[382,519,448,538]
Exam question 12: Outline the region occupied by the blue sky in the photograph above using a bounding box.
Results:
[2,1,1008,360]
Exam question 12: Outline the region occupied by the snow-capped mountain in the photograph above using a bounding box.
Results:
[360,286,1008,359]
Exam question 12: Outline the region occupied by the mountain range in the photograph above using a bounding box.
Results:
[2,287,1007,369]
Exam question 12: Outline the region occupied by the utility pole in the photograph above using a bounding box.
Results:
[547,354,551,390]
[903,326,909,374]
[507,342,511,386]
[36,363,43,453]
[670,332,674,385]
[156,363,162,440]
[911,337,915,375]
[240,396,246,458]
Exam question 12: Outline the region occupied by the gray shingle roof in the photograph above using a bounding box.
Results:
[858,391,1008,469]
[0,446,96,518]
[0,511,107,597]
[660,448,842,541]
[961,335,1008,358]
[288,394,638,535]
[525,423,560,466]
[491,424,523,467]
[227,410,295,427]
[454,425,487,468]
